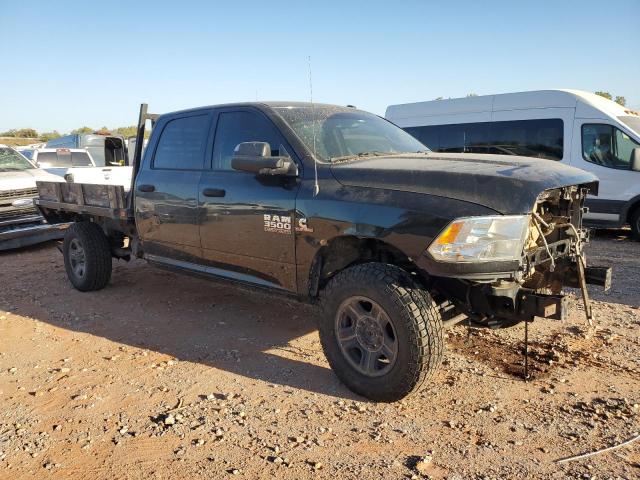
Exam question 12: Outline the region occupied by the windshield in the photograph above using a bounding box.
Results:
[0,147,35,171]
[618,116,640,136]
[275,106,428,162]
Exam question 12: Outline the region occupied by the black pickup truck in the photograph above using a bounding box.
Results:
[35,102,611,401]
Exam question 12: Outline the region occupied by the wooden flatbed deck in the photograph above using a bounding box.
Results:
[35,181,131,220]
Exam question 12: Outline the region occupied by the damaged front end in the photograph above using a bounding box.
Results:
[420,183,611,329]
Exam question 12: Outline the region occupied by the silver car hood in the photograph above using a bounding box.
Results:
[0,169,62,192]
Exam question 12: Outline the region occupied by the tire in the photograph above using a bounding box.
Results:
[318,263,444,402]
[631,208,640,241]
[63,222,112,292]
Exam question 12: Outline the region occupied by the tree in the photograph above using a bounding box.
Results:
[71,127,93,134]
[595,91,612,100]
[95,126,111,135]
[113,125,138,137]
[14,128,38,138]
[40,131,62,142]
[595,91,627,106]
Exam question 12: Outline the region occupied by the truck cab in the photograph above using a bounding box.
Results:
[35,102,611,402]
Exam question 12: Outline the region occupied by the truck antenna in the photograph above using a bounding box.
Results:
[308,56,320,196]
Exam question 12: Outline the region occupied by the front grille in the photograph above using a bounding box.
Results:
[0,188,38,201]
[0,206,40,221]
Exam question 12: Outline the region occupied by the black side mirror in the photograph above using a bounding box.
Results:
[231,142,297,176]
[631,148,640,172]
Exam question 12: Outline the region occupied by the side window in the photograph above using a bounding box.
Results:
[489,119,563,160]
[153,115,209,170]
[582,124,640,169]
[405,126,440,151]
[212,111,284,171]
[406,120,563,159]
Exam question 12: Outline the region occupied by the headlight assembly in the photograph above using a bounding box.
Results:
[428,215,529,263]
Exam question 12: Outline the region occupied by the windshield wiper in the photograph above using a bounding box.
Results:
[330,151,392,163]
[330,150,430,163]
[0,167,28,172]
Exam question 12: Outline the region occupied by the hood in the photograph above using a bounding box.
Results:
[0,168,63,193]
[330,153,599,214]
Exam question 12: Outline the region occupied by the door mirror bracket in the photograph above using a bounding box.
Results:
[231,142,297,176]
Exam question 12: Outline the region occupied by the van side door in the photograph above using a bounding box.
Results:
[197,107,301,292]
[135,111,214,263]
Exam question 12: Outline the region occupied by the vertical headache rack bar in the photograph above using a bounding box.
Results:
[128,103,159,211]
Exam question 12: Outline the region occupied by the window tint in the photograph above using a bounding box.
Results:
[37,151,70,167]
[71,152,93,166]
[404,119,564,160]
[213,111,283,170]
[582,124,640,169]
[153,115,209,170]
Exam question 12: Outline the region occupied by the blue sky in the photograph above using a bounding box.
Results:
[1,0,638,132]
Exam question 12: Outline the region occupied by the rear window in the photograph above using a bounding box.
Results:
[71,152,93,166]
[37,151,93,167]
[37,151,70,167]
[153,115,210,170]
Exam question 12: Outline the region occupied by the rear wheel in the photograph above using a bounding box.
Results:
[63,222,112,291]
[319,263,444,402]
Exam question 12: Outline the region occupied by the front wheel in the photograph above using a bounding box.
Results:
[63,222,112,292]
[319,263,444,402]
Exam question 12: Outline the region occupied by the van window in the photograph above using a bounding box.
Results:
[153,115,209,170]
[405,119,564,160]
[582,124,640,169]
[212,111,283,170]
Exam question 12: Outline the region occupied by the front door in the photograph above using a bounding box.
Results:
[135,112,213,263]
[198,108,300,291]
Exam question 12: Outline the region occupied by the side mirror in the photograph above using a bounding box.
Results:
[231,142,297,176]
[631,148,640,172]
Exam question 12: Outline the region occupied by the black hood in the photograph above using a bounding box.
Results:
[330,153,599,214]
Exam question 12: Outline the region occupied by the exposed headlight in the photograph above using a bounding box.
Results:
[428,215,529,263]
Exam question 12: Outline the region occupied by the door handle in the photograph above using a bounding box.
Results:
[202,188,226,197]
[138,184,155,192]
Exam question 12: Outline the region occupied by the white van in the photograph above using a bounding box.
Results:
[386,90,640,238]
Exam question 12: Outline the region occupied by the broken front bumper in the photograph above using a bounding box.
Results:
[433,265,612,328]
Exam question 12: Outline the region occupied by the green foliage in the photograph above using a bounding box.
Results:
[0,128,38,138]
[595,91,627,106]
[595,91,613,100]
[71,127,93,134]
[113,125,138,138]
[40,131,61,142]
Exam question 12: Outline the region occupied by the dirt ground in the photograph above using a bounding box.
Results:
[0,231,638,479]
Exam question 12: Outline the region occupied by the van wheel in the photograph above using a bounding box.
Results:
[63,222,112,291]
[631,208,640,241]
[319,263,444,402]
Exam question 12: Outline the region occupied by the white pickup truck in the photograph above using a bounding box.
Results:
[0,145,68,250]
[33,148,133,190]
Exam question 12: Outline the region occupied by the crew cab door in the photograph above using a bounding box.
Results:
[135,112,213,262]
[197,108,300,291]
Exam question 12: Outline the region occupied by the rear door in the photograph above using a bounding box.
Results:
[135,111,213,264]
[197,107,301,291]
